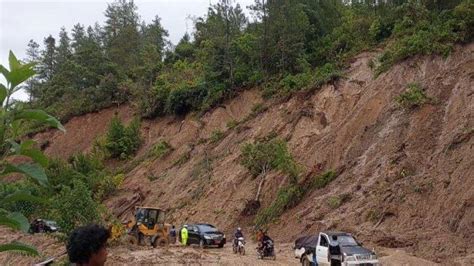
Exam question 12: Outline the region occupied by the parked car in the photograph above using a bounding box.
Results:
[29,219,60,234]
[179,223,226,248]
[294,231,379,266]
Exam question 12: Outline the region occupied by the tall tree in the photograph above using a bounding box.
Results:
[71,23,86,52]
[195,0,247,86]
[56,27,72,66]
[104,0,141,76]
[40,35,56,81]
[24,40,41,101]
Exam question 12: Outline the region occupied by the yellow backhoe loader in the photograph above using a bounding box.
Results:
[125,206,171,247]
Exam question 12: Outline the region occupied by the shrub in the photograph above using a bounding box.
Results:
[453,1,474,42]
[69,153,104,176]
[0,181,43,218]
[249,103,268,118]
[280,72,313,93]
[151,140,173,159]
[95,174,124,201]
[241,138,300,181]
[49,180,101,234]
[327,196,342,209]
[134,86,170,119]
[254,184,304,226]
[104,116,141,159]
[313,63,343,88]
[277,63,343,95]
[173,151,191,166]
[312,170,337,189]
[209,130,224,144]
[147,174,158,181]
[327,193,351,209]
[366,209,382,223]
[47,159,92,193]
[395,83,429,109]
[374,2,471,75]
[166,84,207,115]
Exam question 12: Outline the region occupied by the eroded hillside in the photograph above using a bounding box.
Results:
[34,43,473,263]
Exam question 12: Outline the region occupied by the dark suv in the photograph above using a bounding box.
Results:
[183,223,226,248]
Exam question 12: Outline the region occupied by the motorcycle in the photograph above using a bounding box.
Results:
[232,237,245,255]
[257,239,276,260]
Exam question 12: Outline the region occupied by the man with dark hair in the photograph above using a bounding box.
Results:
[67,224,110,266]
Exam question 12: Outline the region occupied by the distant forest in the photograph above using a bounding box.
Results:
[21,0,472,121]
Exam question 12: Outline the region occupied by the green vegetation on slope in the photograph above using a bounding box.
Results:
[19,0,472,124]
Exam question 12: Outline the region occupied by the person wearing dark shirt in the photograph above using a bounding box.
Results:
[329,235,342,266]
[233,227,244,247]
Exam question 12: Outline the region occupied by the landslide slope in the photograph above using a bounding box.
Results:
[34,43,473,263]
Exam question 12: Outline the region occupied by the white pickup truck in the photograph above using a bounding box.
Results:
[294,231,380,266]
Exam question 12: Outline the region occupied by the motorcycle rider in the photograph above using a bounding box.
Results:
[233,227,244,248]
[258,230,273,256]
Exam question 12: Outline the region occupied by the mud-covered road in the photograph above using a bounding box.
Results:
[107,242,295,265]
[105,242,446,265]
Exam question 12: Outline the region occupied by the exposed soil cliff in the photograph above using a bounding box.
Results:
[29,43,474,263]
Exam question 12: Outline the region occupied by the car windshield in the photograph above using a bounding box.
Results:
[197,224,218,233]
[337,236,358,246]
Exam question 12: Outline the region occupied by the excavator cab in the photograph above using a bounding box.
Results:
[128,206,170,247]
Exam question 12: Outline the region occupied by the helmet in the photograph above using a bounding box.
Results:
[184,224,188,228]
[237,227,241,231]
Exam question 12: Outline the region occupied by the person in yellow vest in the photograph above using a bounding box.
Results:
[181,224,189,246]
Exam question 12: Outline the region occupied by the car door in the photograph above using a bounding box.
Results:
[188,225,199,244]
[316,234,329,265]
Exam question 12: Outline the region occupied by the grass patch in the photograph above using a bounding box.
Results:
[250,103,268,118]
[395,83,430,109]
[312,170,337,189]
[151,140,173,158]
[209,130,225,144]
[254,184,304,226]
[366,209,382,223]
[226,120,239,130]
[173,151,191,166]
[327,193,351,209]
[197,138,208,145]
[253,169,338,227]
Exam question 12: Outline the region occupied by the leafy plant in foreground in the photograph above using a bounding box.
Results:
[0,51,64,255]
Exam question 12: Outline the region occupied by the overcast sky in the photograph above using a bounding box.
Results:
[0,0,255,101]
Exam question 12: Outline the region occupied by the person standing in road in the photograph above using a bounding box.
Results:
[181,225,189,246]
[170,225,177,244]
[329,235,342,266]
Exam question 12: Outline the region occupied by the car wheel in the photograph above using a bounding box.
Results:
[218,243,224,248]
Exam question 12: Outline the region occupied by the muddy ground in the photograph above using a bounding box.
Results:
[1,226,473,266]
[106,242,443,266]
